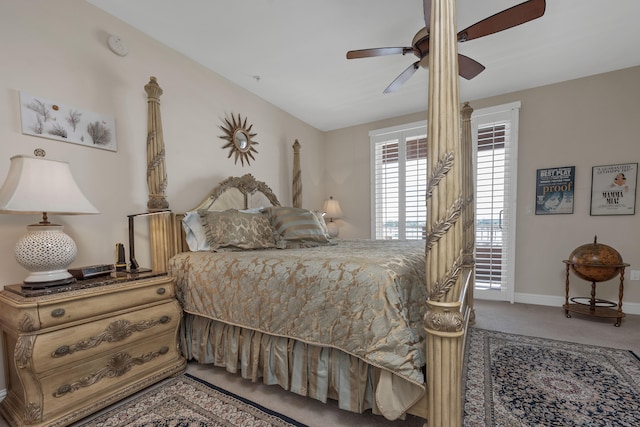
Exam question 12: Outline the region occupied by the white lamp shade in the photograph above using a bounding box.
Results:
[0,155,99,215]
[322,196,343,220]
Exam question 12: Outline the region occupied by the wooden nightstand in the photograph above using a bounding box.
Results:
[0,272,186,427]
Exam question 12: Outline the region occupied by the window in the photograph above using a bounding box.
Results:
[370,122,427,240]
[370,102,519,302]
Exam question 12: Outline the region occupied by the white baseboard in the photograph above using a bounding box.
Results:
[507,292,640,315]
[0,388,5,400]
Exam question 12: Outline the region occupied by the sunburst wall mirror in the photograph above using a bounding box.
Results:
[219,113,259,166]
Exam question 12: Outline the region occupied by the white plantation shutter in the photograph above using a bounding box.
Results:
[472,102,520,302]
[475,124,507,286]
[371,122,427,239]
[370,104,518,302]
[405,137,428,239]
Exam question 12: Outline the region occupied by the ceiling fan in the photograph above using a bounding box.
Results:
[346,0,546,93]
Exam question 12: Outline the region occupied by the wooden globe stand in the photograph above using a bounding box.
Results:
[562,260,629,327]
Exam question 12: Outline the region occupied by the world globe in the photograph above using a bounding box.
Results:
[568,236,624,282]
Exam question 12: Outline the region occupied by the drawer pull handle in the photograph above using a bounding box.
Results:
[157,287,166,295]
[56,384,71,396]
[51,318,173,358]
[54,345,70,356]
[53,348,170,397]
[51,308,66,318]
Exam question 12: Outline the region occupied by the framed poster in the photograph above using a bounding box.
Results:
[590,163,637,216]
[535,166,575,215]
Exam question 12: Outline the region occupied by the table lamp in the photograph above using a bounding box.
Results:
[127,210,170,273]
[0,150,99,288]
[322,196,343,238]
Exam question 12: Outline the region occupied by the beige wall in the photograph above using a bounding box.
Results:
[1,0,638,394]
[0,0,325,389]
[0,0,326,284]
[325,66,640,312]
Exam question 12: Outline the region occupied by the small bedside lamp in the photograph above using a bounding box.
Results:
[322,196,343,238]
[0,150,99,288]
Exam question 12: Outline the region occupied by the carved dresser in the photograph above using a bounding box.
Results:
[0,273,186,426]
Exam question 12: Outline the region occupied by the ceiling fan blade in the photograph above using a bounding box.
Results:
[423,0,431,29]
[457,0,546,42]
[457,54,485,80]
[346,47,414,59]
[383,61,420,94]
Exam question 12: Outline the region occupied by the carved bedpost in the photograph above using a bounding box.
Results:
[145,76,169,211]
[145,77,176,273]
[424,0,466,426]
[461,102,476,324]
[292,140,302,208]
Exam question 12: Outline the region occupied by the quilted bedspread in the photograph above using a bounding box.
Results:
[168,239,428,386]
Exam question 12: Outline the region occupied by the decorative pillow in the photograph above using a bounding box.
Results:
[198,209,276,252]
[182,207,265,251]
[312,209,331,238]
[264,206,331,248]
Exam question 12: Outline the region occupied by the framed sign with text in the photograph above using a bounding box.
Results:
[590,163,637,216]
[535,166,575,215]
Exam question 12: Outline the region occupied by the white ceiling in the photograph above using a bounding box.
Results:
[88,0,640,132]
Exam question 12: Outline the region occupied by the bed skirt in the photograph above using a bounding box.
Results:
[180,313,424,419]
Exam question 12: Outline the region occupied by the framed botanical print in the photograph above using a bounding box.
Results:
[590,163,637,216]
[19,91,117,152]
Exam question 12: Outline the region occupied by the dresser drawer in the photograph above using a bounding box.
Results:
[39,330,183,421]
[37,276,175,329]
[31,299,181,374]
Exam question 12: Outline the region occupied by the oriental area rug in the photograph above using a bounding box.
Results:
[464,328,640,427]
[74,373,307,427]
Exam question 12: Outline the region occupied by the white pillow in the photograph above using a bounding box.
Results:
[241,207,264,214]
[182,207,265,251]
[182,210,210,251]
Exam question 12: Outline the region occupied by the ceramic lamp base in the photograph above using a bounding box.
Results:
[326,221,339,238]
[15,224,77,287]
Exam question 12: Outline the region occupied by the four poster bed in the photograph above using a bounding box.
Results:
[146,0,475,424]
[169,178,433,420]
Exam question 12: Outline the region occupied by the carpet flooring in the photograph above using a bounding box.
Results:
[464,328,640,426]
[72,328,640,427]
